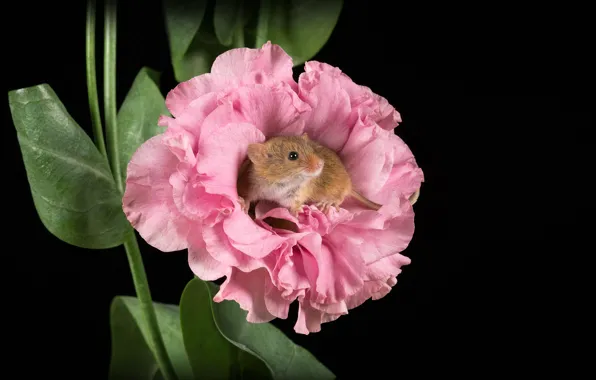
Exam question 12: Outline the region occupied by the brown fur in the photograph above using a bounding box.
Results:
[237,133,381,215]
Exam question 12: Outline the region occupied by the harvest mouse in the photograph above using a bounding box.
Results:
[236,133,381,216]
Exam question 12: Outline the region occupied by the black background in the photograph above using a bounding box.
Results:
[5,0,592,378]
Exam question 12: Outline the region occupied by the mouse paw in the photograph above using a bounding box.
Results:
[289,204,302,217]
[316,201,333,214]
[238,197,250,213]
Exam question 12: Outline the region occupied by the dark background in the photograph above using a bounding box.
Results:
[5,0,592,378]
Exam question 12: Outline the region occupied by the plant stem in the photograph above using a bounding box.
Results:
[85,0,107,158]
[255,0,270,48]
[103,0,122,192]
[123,235,178,380]
[101,2,178,379]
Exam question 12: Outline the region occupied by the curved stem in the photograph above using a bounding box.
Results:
[255,0,270,47]
[101,2,178,379]
[85,0,107,158]
[123,235,178,380]
[104,0,122,192]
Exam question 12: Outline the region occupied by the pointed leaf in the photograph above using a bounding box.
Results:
[180,278,272,379]
[163,0,208,62]
[109,296,193,380]
[164,0,228,82]
[266,0,343,66]
[8,84,131,249]
[174,28,229,83]
[213,0,243,46]
[206,282,335,379]
[117,67,168,185]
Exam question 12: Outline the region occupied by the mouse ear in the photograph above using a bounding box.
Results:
[301,133,310,141]
[247,143,267,163]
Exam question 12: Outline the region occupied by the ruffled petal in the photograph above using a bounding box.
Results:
[305,61,402,130]
[276,245,311,296]
[297,206,353,236]
[295,298,324,334]
[222,84,309,137]
[159,92,220,136]
[298,233,365,304]
[344,281,387,310]
[340,117,396,202]
[187,228,229,281]
[214,268,276,323]
[298,70,352,151]
[201,215,266,273]
[165,74,238,117]
[196,122,266,192]
[364,253,411,282]
[161,126,197,166]
[122,135,191,251]
[333,193,415,265]
[223,208,286,258]
[374,134,425,203]
[211,41,296,89]
[264,280,291,319]
[170,172,235,221]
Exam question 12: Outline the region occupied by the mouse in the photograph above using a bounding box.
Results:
[236,133,381,216]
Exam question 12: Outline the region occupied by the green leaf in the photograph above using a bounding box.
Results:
[163,0,208,62]
[109,296,193,380]
[180,278,272,379]
[174,26,229,83]
[205,281,335,380]
[213,0,243,46]
[164,0,229,82]
[265,0,343,66]
[117,67,168,186]
[8,84,131,249]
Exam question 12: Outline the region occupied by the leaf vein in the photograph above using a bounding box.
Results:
[18,134,115,184]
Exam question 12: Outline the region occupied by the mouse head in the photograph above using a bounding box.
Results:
[247,133,324,182]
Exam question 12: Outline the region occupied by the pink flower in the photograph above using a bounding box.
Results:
[122,42,424,334]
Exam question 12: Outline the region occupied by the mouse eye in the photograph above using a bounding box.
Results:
[288,151,299,161]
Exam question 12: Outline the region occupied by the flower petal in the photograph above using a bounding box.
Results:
[165,74,238,117]
[196,122,266,192]
[223,208,286,258]
[201,218,265,273]
[344,281,387,310]
[214,268,276,323]
[298,70,352,151]
[340,117,396,202]
[170,170,235,221]
[123,135,191,251]
[264,280,291,319]
[295,298,324,334]
[305,61,402,130]
[333,193,415,265]
[276,246,311,295]
[161,126,197,166]
[187,228,229,281]
[364,252,411,282]
[373,134,425,203]
[299,233,364,304]
[222,84,309,137]
[211,41,296,89]
[159,92,220,137]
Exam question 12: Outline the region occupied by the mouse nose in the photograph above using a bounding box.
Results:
[307,156,324,173]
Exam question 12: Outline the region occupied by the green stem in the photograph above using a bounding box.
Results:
[101,2,178,380]
[255,0,270,47]
[104,0,122,192]
[85,0,107,158]
[123,235,178,380]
